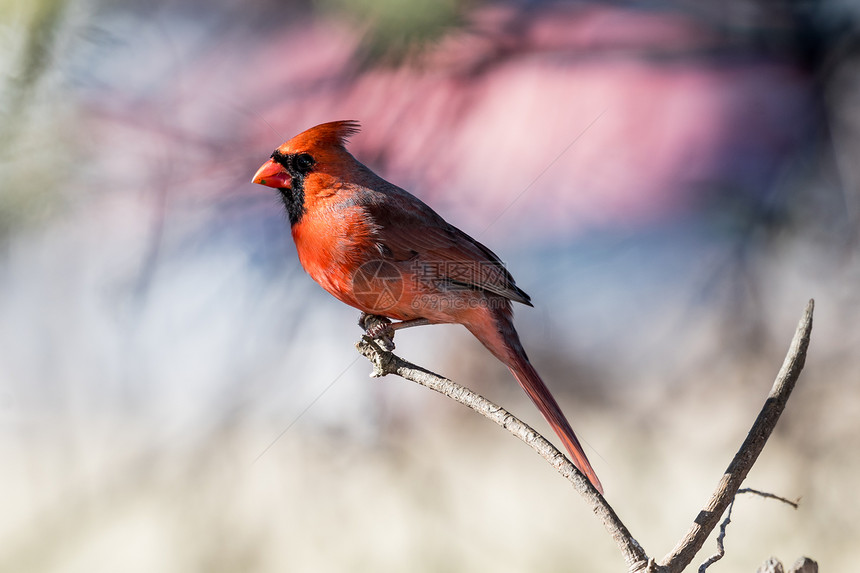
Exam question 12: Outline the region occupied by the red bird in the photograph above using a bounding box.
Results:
[252,120,603,493]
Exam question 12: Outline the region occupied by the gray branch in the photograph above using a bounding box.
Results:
[659,299,814,572]
[356,299,814,573]
[699,488,800,572]
[355,335,649,571]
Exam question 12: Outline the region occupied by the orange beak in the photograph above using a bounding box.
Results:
[252,158,291,189]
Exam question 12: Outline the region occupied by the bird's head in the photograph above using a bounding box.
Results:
[252,120,361,225]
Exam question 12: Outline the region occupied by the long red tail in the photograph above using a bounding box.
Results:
[466,309,604,494]
[507,353,604,493]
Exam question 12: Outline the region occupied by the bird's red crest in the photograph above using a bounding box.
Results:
[284,120,361,152]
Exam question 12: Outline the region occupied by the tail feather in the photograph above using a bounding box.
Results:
[465,306,604,494]
[508,356,604,494]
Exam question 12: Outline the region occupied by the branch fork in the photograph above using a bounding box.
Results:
[356,301,815,572]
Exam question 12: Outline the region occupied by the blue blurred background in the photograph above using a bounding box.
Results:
[1,0,858,571]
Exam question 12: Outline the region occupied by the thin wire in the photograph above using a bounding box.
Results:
[220,96,285,141]
[251,355,361,465]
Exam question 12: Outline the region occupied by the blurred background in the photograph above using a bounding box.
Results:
[1,0,858,571]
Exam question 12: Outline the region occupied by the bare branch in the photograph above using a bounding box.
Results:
[788,557,818,573]
[355,335,650,572]
[355,299,814,573]
[698,498,736,573]
[660,299,814,572]
[736,488,800,510]
[758,557,786,573]
[699,488,800,572]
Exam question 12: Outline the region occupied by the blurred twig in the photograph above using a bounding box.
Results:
[356,299,814,573]
[0,0,66,148]
[736,487,800,509]
[698,496,736,573]
[699,488,800,572]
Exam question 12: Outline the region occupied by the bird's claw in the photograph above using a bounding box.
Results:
[358,313,396,351]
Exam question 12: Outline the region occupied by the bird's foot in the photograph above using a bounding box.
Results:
[358,313,396,351]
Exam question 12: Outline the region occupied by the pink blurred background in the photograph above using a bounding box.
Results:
[1,1,858,571]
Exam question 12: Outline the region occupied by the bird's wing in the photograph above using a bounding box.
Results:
[364,190,533,306]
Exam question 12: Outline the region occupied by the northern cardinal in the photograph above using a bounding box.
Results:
[252,120,603,493]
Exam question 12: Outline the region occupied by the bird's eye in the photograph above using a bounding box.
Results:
[294,153,315,174]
